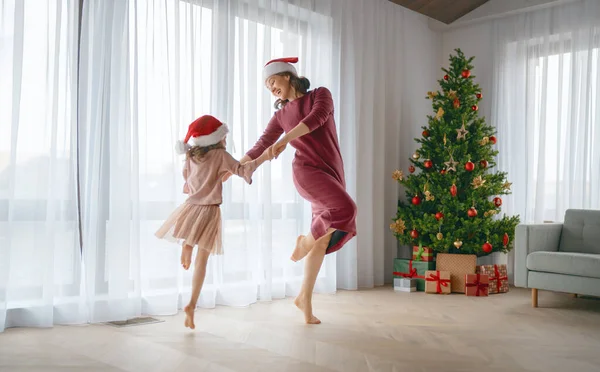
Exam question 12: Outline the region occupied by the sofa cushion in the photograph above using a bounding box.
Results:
[559,209,600,254]
[527,251,600,279]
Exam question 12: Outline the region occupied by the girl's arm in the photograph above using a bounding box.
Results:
[182,158,190,194]
[221,150,272,185]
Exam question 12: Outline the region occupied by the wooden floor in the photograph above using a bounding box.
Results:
[1,287,600,372]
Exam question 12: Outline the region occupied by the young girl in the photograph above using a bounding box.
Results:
[155,115,271,330]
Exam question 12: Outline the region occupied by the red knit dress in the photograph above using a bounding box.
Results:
[246,87,357,254]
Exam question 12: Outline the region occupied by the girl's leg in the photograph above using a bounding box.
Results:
[181,244,194,270]
[184,248,211,329]
[294,230,334,324]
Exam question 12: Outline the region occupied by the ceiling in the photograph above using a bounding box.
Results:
[389,0,491,24]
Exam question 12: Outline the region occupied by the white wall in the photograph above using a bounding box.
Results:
[442,24,494,121]
[383,9,442,284]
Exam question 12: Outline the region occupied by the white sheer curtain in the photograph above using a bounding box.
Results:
[491,0,600,224]
[329,0,405,289]
[1,0,414,332]
[0,0,83,330]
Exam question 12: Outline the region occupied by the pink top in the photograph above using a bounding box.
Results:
[183,149,257,205]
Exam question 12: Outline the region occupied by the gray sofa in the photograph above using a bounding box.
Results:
[514,209,600,307]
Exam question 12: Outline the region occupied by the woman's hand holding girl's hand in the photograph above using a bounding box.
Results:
[269,139,288,159]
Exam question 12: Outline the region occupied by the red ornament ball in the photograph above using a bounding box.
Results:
[412,195,422,205]
[440,169,447,175]
[480,160,488,168]
[461,69,471,78]
[476,92,483,99]
[493,197,502,207]
[471,105,478,111]
[408,165,416,173]
[503,233,509,246]
[422,130,430,137]
[443,74,449,80]
[465,161,475,172]
[410,229,419,239]
[435,212,444,221]
[489,135,497,144]
[482,241,493,253]
[450,184,458,197]
[424,159,433,169]
[467,207,478,217]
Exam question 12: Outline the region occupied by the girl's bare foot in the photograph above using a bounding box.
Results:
[184,304,195,329]
[181,245,193,270]
[291,235,313,262]
[294,296,321,324]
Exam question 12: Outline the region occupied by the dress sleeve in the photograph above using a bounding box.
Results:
[220,151,257,185]
[245,114,284,160]
[182,158,190,194]
[302,87,334,131]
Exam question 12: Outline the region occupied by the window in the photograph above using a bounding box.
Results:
[527,35,599,220]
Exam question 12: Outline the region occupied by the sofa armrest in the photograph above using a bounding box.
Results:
[514,223,563,288]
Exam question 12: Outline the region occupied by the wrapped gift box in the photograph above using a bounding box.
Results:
[393,258,436,292]
[465,273,490,297]
[436,253,477,293]
[477,264,509,294]
[412,245,434,262]
[424,270,451,294]
[393,278,417,292]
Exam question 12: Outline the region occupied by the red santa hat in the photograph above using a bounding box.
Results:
[175,115,229,154]
[262,57,298,83]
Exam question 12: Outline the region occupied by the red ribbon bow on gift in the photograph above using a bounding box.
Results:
[493,264,508,292]
[426,270,450,294]
[393,260,424,279]
[466,274,489,296]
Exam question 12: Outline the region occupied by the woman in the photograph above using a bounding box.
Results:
[228,57,357,324]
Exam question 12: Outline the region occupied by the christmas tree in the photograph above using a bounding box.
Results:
[390,49,520,256]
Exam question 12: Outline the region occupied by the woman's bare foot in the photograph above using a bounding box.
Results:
[184,304,195,329]
[294,296,321,324]
[291,235,313,262]
[181,245,193,270]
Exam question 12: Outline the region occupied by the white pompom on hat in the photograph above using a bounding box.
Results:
[262,57,299,84]
[175,115,229,155]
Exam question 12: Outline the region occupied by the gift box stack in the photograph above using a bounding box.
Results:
[394,247,510,297]
[393,246,435,292]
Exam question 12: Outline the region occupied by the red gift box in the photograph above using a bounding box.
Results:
[412,245,434,262]
[477,264,509,294]
[465,273,489,297]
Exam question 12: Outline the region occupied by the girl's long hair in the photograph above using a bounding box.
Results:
[186,142,225,162]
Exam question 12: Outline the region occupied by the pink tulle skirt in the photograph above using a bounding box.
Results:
[155,203,222,255]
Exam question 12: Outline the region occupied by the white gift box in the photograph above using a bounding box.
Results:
[394,278,417,292]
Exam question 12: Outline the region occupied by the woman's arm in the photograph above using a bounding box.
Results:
[245,115,284,160]
[269,88,333,159]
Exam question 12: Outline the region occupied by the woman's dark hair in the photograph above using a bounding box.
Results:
[186,142,225,162]
[273,72,310,109]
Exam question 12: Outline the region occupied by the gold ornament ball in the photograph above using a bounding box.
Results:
[412,152,420,160]
[436,232,443,240]
[454,240,463,248]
